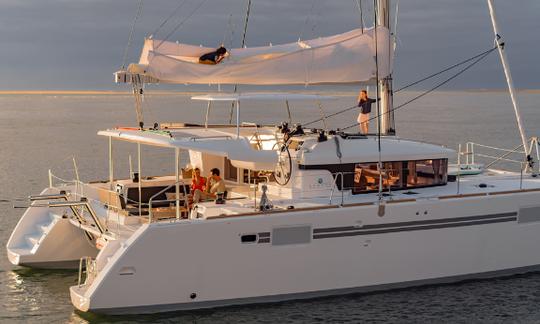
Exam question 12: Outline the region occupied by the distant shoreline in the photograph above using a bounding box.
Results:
[0,89,539,95]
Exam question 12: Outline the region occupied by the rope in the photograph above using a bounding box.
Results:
[148,0,188,38]
[222,14,234,46]
[156,0,209,50]
[229,0,253,124]
[303,45,498,128]
[395,46,497,93]
[373,0,383,199]
[240,0,252,48]
[121,0,144,70]
[354,0,365,33]
[341,47,496,131]
[299,0,318,41]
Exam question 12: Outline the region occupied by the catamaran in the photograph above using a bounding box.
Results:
[6,0,540,315]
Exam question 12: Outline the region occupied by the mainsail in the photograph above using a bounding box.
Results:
[120,27,393,85]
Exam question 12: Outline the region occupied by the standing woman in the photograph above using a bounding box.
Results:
[357,89,377,134]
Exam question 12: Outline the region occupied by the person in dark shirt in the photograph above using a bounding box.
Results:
[199,46,228,65]
[357,89,377,134]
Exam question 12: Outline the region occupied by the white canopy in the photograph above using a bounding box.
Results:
[98,127,279,170]
[124,27,393,85]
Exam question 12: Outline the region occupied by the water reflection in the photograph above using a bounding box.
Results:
[1,268,77,322]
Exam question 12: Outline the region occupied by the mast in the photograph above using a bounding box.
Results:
[486,0,531,164]
[377,0,395,135]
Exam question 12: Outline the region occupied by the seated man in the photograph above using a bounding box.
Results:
[199,46,228,65]
[193,168,226,203]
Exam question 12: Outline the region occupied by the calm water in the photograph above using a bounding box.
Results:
[1,91,540,323]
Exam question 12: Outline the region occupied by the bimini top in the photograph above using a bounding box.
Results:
[118,27,393,85]
[98,126,279,170]
[191,92,335,102]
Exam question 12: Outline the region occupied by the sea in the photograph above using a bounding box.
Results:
[1,90,540,323]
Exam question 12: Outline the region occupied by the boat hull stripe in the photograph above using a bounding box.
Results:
[313,212,517,234]
[313,216,517,239]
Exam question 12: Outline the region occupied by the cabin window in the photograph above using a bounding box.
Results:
[353,159,447,194]
[405,159,447,187]
[353,162,403,193]
[224,157,238,181]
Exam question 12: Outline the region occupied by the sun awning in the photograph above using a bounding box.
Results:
[98,128,278,170]
[119,26,393,86]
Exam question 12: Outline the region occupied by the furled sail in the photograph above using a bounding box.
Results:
[122,27,393,85]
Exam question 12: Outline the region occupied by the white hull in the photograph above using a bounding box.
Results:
[69,189,540,314]
[6,188,98,269]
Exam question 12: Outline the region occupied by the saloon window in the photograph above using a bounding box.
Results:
[353,162,403,193]
[405,159,447,187]
[353,159,447,194]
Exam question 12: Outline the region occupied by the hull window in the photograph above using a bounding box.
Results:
[241,234,258,243]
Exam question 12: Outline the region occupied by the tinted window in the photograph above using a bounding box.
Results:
[353,159,447,194]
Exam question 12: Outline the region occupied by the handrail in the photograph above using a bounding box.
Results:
[49,199,107,234]
[463,138,537,171]
[189,135,233,141]
[329,172,345,206]
[78,256,96,287]
[148,180,188,223]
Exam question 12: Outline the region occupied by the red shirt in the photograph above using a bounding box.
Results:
[191,176,206,192]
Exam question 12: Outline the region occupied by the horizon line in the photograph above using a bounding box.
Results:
[0,89,539,95]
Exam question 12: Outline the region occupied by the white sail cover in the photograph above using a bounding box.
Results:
[128,27,393,85]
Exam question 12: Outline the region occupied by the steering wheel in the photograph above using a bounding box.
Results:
[273,142,292,186]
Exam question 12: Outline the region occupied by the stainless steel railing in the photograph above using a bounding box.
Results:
[148,180,189,223]
[78,256,96,287]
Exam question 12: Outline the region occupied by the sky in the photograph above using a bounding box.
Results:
[0,0,538,90]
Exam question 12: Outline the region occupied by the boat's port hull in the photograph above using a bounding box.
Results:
[73,190,540,314]
[6,188,99,269]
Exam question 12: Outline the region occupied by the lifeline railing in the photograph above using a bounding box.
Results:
[459,137,540,173]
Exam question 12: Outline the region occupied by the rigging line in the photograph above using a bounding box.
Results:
[341,48,495,131]
[148,0,188,38]
[229,0,252,124]
[354,0,365,33]
[227,14,237,49]
[373,0,383,199]
[395,46,498,93]
[304,104,358,127]
[299,0,318,41]
[240,0,252,48]
[393,0,399,38]
[121,0,144,70]
[156,0,209,50]
[222,14,234,46]
[304,47,497,128]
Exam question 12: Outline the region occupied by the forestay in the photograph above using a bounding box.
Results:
[121,27,393,85]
